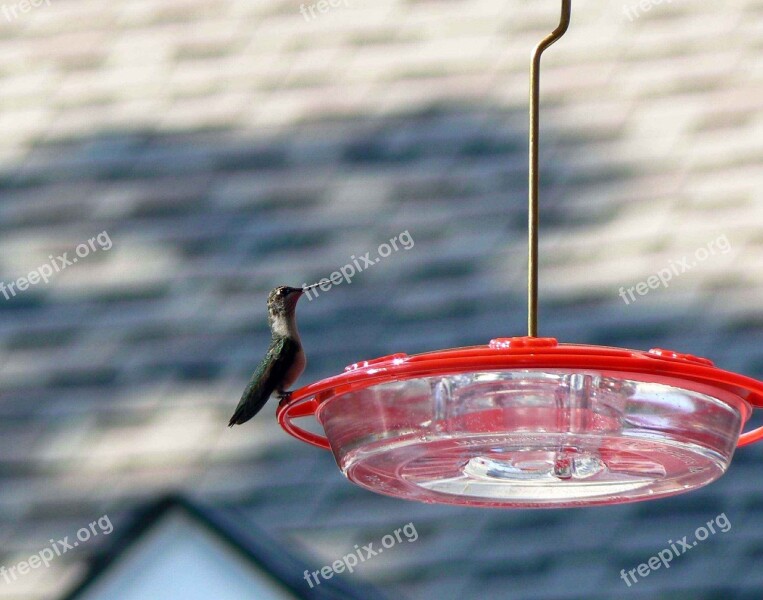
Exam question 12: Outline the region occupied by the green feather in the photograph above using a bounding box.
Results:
[228,337,300,426]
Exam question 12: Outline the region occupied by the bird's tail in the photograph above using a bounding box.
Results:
[228,401,259,427]
[228,380,271,427]
[228,407,248,427]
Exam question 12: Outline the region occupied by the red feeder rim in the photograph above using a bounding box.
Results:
[278,337,763,450]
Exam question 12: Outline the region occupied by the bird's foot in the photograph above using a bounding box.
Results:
[277,391,292,406]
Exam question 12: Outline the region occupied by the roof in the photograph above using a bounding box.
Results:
[62,495,386,600]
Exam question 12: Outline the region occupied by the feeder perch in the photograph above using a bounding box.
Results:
[278,1,763,508]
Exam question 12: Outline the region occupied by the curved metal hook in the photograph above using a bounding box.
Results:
[528,0,572,337]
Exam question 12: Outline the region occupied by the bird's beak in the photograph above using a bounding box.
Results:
[301,283,320,293]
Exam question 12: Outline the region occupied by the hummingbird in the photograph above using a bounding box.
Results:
[228,284,317,427]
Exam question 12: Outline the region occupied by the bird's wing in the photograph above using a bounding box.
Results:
[228,337,300,426]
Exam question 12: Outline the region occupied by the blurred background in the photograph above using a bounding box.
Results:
[0,0,761,598]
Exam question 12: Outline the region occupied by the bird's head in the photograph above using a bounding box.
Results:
[267,284,319,325]
[267,286,304,318]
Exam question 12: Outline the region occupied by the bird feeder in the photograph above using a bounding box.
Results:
[278,0,763,508]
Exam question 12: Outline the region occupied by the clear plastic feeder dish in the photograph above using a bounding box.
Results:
[278,338,763,508]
